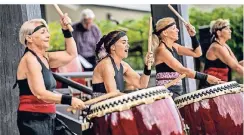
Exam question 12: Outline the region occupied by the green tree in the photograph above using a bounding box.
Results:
[48,22,65,51]
[189,6,243,60]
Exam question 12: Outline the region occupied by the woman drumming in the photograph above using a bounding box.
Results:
[92,30,154,94]
[152,17,221,98]
[200,19,244,87]
[15,14,85,135]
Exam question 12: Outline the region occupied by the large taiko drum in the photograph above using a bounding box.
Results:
[174,81,243,135]
[86,86,185,135]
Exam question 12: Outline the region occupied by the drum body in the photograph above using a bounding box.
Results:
[87,87,185,135]
[174,81,243,135]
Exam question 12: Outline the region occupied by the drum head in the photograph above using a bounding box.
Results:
[174,81,243,108]
[87,86,172,119]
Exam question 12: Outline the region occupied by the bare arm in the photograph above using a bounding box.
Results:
[175,43,202,58]
[124,62,150,89]
[123,52,153,89]
[177,23,202,57]
[155,46,221,84]
[157,47,196,78]
[26,55,85,109]
[26,55,62,103]
[226,45,238,62]
[239,60,244,66]
[48,13,78,68]
[101,64,120,93]
[48,37,77,68]
[225,45,243,67]
[215,46,244,75]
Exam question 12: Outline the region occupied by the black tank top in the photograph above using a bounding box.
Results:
[204,58,228,69]
[204,41,229,70]
[155,43,182,87]
[156,44,178,73]
[14,48,56,95]
[92,56,124,93]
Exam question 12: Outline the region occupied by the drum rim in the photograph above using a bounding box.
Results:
[174,81,243,108]
[87,86,173,119]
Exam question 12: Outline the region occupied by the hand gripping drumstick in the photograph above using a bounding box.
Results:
[168,5,196,36]
[164,74,186,88]
[147,17,153,70]
[67,91,123,113]
[168,4,187,25]
[53,4,74,32]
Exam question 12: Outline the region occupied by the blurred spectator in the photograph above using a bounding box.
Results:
[72,9,101,71]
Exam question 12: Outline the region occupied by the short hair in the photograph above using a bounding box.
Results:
[210,19,230,35]
[19,19,48,46]
[81,9,95,21]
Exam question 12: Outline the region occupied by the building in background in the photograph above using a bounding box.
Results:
[44,4,150,23]
[43,4,240,24]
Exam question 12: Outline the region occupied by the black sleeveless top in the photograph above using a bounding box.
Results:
[92,56,124,93]
[155,43,181,87]
[200,41,230,84]
[14,48,56,95]
[204,58,228,69]
[204,41,228,70]
[156,44,178,73]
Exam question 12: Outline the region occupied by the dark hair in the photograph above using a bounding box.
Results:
[95,30,126,59]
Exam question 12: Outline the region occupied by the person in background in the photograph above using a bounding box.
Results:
[72,8,101,71]
[199,19,243,88]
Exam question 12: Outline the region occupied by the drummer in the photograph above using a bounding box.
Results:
[199,19,244,88]
[92,30,154,94]
[151,17,221,98]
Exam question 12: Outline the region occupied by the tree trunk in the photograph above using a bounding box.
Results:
[0,5,41,135]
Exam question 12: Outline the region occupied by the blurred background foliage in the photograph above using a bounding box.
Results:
[189,6,243,61]
[189,6,243,83]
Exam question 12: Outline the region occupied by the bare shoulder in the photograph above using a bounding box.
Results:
[121,61,130,72]
[17,52,42,79]
[24,52,42,69]
[172,42,180,50]
[210,42,222,51]
[156,44,171,57]
[156,43,167,54]
[94,57,113,73]
[225,44,232,50]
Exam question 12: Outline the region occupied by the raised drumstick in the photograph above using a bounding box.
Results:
[53,4,73,32]
[164,74,186,88]
[168,4,187,24]
[147,17,152,70]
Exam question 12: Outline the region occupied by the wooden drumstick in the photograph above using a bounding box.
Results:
[53,4,74,32]
[84,91,123,105]
[164,74,186,88]
[147,17,152,70]
[67,91,123,113]
[168,4,187,25]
